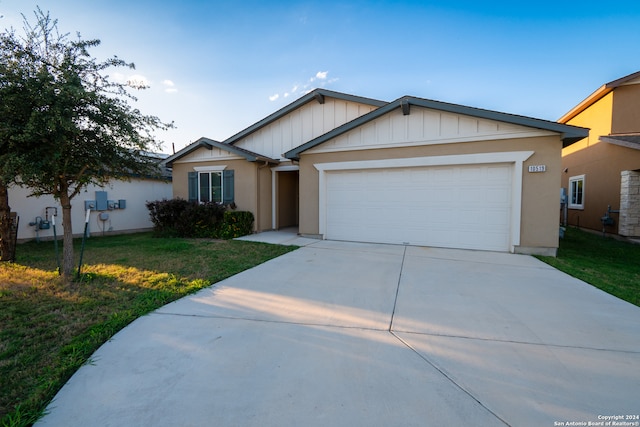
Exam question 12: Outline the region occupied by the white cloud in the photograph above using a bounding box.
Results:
[309,71,328,83]
[126,74,150,89]
[110,74,178,93]
[112,72,127,84]
[269,71,337,102]
[163,79,178,93]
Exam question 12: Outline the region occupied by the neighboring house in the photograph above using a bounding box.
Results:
[163,89,587,256]
[11,153,172,242]
[559,70,640,238]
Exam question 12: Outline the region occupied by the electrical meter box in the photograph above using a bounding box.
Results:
[84,200,96,210]
[95,191,108,211]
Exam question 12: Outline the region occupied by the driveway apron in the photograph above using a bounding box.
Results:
[35,241,640,427]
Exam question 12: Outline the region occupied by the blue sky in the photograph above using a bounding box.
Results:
[2,0,640,154]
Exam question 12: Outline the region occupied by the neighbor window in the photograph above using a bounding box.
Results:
[188,169,234,204]
[568,175,585,209]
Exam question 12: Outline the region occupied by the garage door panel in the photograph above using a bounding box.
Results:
[485,188,510,204]
[325,164,513,251]
[487,165,511,179]
[486,208,511,225]
[458,166,483,182]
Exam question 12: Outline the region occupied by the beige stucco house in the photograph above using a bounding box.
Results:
[164,89,587,256]
[559,70,640,237]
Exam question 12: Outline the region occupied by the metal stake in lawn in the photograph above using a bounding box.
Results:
[52,214,61,275]
[77,208,90,280]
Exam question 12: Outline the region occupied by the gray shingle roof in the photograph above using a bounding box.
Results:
[285,96,589,160]
[161,137,279,167]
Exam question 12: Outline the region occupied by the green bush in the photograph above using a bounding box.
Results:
[217,211,254,239]
[146,198,189,237]
[146,199,225,238]
[146,199,253,239]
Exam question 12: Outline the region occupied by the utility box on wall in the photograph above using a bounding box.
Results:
[95,191,108,211]
[118,199,126,209]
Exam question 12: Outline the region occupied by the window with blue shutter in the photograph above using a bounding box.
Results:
[188,170,234,204]
[223,170,234,204]
[188,172,198,202]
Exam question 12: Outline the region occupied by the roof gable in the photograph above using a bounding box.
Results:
[162,137,278,167]
[225,89,386,148]
[559,70,640,123]
[231,95,383,160]
[285,96,588,160]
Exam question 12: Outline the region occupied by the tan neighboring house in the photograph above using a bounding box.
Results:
[559,71,640,237]
[164,89,587,256]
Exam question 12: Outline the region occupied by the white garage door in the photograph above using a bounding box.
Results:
[325,163,513,251]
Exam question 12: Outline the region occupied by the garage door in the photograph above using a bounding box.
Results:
[325,163,513,251]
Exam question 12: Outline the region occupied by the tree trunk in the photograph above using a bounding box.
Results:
[59,191,75,279]
[0,182,12,261]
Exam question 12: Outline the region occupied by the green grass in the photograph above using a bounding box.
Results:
[537,227,640,307]
[0,233,297,427]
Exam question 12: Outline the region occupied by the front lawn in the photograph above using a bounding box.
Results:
[0,233,297,427]
[537,227,640,307]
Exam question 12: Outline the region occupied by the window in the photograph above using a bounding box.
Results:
[568,175,585,209]
[199,171,223,203]
[188,170,234,204]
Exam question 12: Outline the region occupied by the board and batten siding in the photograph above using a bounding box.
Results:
[235,98,379,160]
[306,106,557,154]
[172,146,246,164]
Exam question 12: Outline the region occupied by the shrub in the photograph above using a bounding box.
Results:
[217,211,254,239]
[146,198,189,237]
[146,199,225,238]
[146,199,254,239]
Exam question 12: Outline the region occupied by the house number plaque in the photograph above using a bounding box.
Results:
[528,165,546,173]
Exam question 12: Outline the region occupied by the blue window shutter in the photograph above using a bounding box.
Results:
[188,172,198,202]
[223,170,234,204]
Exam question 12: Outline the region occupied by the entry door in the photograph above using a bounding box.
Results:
[277,171,299,229]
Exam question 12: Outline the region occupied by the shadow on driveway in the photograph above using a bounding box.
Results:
[36,241,640,427]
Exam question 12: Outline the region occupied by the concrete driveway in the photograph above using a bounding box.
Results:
[35,238,640,427]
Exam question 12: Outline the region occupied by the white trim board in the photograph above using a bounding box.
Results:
[193,165,227,172]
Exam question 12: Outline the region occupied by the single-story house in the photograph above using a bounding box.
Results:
[559,70,640,237]
[10,153,172,242]
[163,89,588,256]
